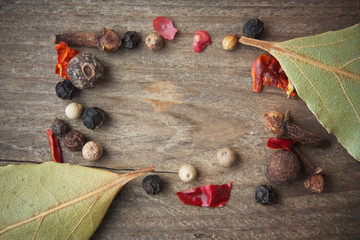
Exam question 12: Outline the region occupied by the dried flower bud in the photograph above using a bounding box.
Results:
[304,167,324,193]
[263,110,284,134]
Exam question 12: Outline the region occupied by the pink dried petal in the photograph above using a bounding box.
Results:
[153,16,178,40]
[193,30,211,53]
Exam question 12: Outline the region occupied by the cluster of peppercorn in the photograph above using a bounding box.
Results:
[50,118,104,162]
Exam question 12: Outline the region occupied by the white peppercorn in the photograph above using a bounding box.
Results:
[82,141,103,161]
[217,147,237,167]
[178,164,197,182]
[65,102,83,119]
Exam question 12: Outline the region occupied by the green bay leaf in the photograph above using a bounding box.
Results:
[240,24,360,161]
[0,162,155,239]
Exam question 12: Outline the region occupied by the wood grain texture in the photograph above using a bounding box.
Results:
[0,0,359,239]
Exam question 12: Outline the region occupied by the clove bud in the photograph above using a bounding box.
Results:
[54,28,122,52]
[292,147,325,193]
[263,110,329,148]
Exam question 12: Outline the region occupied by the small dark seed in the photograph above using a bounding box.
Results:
[55,80,76,100]
[51,118,69,138]
[243,18,264,39]
[122,31,140,49]
[255,185,275,205]
[142,175,163,195]
[82,107,105,130]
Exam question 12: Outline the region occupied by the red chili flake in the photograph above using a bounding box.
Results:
[193,30,211,53]
[153,16,178,40]
[55,42,80,80]
[251,54,296,98]
[46,129,63,163]
[176,182,231,207]
[267,137,297,151]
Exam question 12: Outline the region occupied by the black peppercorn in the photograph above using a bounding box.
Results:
[55,80,76,100]
[63,130,85,151]
[82,107,105,130]
[122,31,140,49]
[255,185,275,205]
[142,175,163,195]
[51,118,69,138]
[243,18,264,39]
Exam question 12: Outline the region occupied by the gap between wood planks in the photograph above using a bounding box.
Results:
[0,159,177,174]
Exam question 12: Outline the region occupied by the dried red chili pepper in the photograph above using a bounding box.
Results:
[251,54,295,98]
[266,138,297,151]
[176,182,231,207]
[46,129,63,163]
[55,42,80,80]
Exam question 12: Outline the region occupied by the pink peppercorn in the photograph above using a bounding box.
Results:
[193,30,211,53]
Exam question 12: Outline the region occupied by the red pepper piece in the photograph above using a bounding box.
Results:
[46,129,63,163]
[176,182,231,207]
[193,31,211,53]
[55,42,80,80]
[153,16,178,40]
[251,54,296,98]
[267,137,297,151]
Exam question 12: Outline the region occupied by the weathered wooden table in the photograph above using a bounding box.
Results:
[1,1,360,239]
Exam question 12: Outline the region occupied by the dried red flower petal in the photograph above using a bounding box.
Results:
[251,54,295,97]
[55,42,80,80]
[193,30,211,53]
[153,16,178,40]
[176,182,231,207]
[266,138,297,151]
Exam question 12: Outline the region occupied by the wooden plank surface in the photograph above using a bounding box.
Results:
[0,0,360,239]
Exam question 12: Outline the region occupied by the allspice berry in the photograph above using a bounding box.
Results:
[82,141,103,161]
[67,53,104,89]
[222,34,237,50]
[64,130,85,151]
[178,164,197,182]
[217,147,237,167]
[145,33,164,50]
[265,150,301,184]
[65,102,83,119]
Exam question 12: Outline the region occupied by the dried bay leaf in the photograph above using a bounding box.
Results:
[240,24,360,161]
[0,162,155,239]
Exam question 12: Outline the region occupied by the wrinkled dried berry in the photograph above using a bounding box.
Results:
[64,130,84,151]
[67,53,104,89]
[55,80,76,100]
[82,107,105,130]
[122,31,140,49]
[255,185,275,205]
[142,175,163,195]
[51,118,69,138]
[243,18,264,39]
